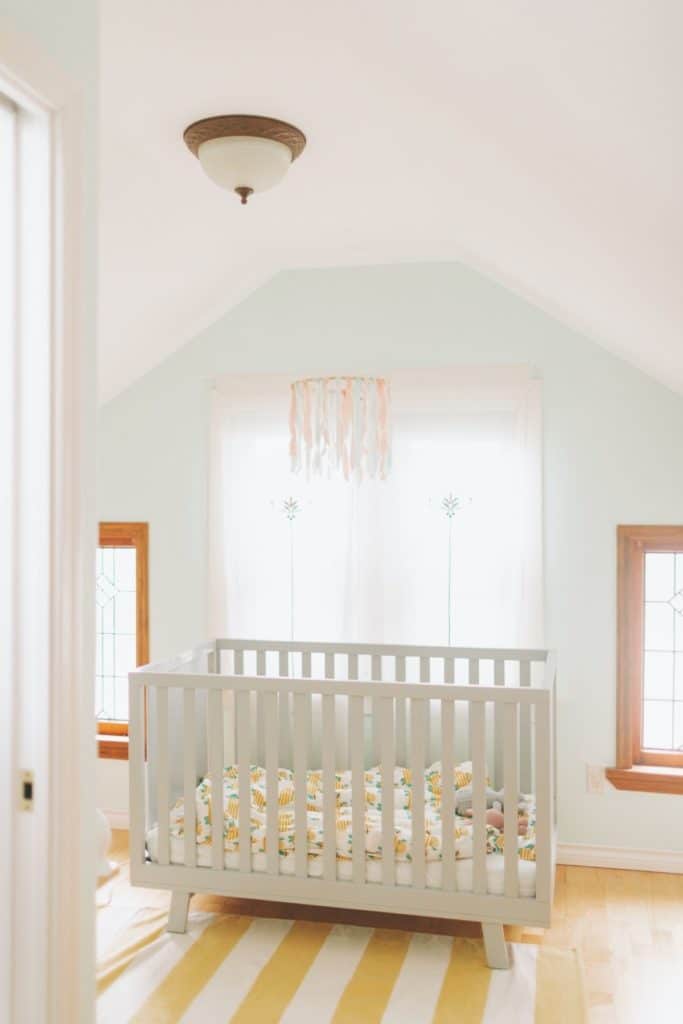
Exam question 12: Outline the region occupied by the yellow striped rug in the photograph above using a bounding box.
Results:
[97,908,585,1023]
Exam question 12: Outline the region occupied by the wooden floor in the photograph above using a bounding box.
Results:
[103,831,683,1023]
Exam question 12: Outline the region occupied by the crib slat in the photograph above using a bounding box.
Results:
[381,698,395,886]
[209,688,224,872]
[183,688,197,868]
[441,699,455,890]
[348,653,359,681]
[294,692,308,879]
[235,648,244,675]
[410,698,426,890]
[325,652,334,679]
[129,682,145,869]
[350,696,365,884]
[534,694,552,901]
[278,693,291,769]
[255,652,265,763]
[503,701,520,898]
[494,659,505,789]
[278,650,291,768]
[417,657,431,762]
[265,691,279,875]
[322,694,336,881]
[470,701,487,894]
[372,654,382,763]
[255,694,265,766]
[395,656,407,766]
[302,651,312,678]
[444,657,455,684]
[519,660,532,792]
[156,687,170,866]
[469,658,480,685]
[224,689,236,766]
[237,691,250,873]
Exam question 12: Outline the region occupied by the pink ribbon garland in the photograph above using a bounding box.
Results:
[289,376,391,481]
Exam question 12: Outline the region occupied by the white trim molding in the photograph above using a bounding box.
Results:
[0,20,95,1024]
[557,843,683,875]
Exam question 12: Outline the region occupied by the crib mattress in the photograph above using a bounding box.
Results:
[148,761,537,895]
[146,827,537,896]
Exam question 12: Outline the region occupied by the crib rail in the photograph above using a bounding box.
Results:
[130,641,556,929]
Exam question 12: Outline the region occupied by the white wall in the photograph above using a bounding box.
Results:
[98,261,683,854]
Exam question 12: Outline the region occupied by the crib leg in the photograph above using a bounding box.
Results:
[167,891,192,934]
[482,923,510,969]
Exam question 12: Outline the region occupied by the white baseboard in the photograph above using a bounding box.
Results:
[104,810,129,831]
[557,842,683,874]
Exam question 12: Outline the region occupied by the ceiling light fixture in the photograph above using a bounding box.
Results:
[183,114,306,204]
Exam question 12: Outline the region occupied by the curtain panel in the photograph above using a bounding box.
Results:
[208,367,543,651]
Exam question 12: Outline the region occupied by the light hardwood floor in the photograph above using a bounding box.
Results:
[102,831,683,1023]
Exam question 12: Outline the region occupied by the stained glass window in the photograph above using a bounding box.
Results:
[642,552,683,752]
[95,545,137,723]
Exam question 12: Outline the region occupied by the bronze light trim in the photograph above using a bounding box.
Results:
[183,115,306,161]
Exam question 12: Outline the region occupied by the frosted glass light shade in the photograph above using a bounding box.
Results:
[197,136,292,195]
[184,116,306,204]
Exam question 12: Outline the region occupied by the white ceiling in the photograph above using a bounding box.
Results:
[99,1,683,402]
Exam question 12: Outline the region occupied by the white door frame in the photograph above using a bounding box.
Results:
[0,21,94,1024]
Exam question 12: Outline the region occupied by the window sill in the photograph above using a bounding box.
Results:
[97,735,129,761]
[606,766,683,794]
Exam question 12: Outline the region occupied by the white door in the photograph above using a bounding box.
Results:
[0,36,95,1024]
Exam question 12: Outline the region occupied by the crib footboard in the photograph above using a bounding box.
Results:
[129,640,556,967]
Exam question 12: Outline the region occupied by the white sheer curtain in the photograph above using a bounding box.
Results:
[208,368,543,649]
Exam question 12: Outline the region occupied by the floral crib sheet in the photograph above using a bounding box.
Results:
[167,761,537,864]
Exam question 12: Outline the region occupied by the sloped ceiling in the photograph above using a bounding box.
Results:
[99,1,683,402]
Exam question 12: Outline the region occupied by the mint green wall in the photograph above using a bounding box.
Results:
[98,262,683,852]
[1,0,96,76]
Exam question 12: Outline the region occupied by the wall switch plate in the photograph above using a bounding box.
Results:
[586,764,605,794]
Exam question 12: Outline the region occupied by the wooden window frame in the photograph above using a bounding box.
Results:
[607,525,683,794]
[96,522,149,760]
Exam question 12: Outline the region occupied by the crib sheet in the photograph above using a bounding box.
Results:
[148,762,536,879]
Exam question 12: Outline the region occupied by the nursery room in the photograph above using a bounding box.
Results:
[2,2,682,1023]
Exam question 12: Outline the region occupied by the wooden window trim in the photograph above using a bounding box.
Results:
[609,525,683,794]
[96,522,149,760]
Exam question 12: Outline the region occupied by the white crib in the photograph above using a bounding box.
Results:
[129,639,556,969]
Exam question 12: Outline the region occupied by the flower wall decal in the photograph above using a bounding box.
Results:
[281,497,302,643]
[440,492,471,645]
[282,497,301,522]
[442,493,462,519]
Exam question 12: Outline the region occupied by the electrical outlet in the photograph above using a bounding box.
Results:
[585,764,605,794]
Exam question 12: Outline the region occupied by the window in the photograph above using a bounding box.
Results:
[96,523,148,759]
[608,526,683,793]
[209,369,542,649]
